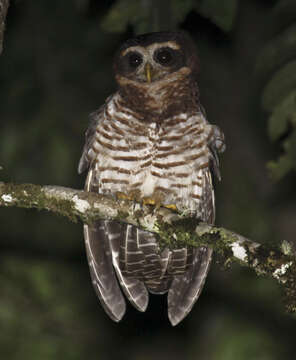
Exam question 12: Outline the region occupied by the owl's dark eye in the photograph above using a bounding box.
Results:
[128,52,143,68]
[154,47,175,66]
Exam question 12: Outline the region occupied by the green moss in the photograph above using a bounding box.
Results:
[155,217,198,250]
[117,210,130,221]
[43,195,78,223]
[0,183,78,223]
[284,264,296,313]
[155,219,234,263]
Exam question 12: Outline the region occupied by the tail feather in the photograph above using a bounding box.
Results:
[106,222,149,312]
[168,247,213,326]
[84,222,126,322]
[138,228,172,294]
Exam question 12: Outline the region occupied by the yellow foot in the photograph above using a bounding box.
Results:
[143,197,178,211]
[164,204,178,211]
[116,192,135,201]
[116,190,142,202]
[117,193,178,211]
[142,197,156,206]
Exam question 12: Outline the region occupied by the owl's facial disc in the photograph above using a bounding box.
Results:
[117,42,187,83]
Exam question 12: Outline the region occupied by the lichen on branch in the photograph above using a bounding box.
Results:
[0,181,296,313]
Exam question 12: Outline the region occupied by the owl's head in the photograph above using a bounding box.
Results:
[113,31,199,84]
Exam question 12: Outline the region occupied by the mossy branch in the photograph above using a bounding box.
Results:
[1,181,296,313]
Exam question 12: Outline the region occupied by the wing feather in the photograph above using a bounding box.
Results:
[78,106,104,174]
[84,221,126,321]
[106,222,149,312]
[168,247,212,326]
[168,168,215,326]
[82,168,126,321]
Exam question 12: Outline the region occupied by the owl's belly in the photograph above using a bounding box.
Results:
[97,153,203,214]
[140,171,156,197]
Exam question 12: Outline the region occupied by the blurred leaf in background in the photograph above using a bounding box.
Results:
[101,0,238,34]
[195,0,238,32]
[256,0,296,181]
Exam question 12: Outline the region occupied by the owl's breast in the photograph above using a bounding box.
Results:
[138,114,212,211]
[89,98,212,213]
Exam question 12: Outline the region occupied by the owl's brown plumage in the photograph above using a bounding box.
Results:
[78,31,225,326]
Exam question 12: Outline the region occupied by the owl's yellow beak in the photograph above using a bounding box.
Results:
[145,63,152,83]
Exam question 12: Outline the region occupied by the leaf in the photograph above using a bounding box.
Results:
[171,0,196,26]
[256,1,296,180]
[262,61,296,112]
[283,128,296,165]
[267,155,293,181]
[267,129,296,181]
[255,24,296,85]
[101,0,196,34]
[194,0,238,32]
[101,0,149,33]
[268,90,296,141]
[101,0,237,34]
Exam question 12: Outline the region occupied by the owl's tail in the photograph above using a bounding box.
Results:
[167,247,213,326]
[84,221,126,321]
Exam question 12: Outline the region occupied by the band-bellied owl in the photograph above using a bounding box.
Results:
[78,31,225,326]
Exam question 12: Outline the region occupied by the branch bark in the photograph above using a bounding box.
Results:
[1,181,296,313]
[0,0,9,55]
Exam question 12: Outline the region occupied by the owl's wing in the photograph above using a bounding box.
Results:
[168,169,215,326]
[84,169,126,321]
[79,108,127,321]
[78,106,104,175]
[168,247,212,326]
[79,106,148,321]
[105,222,149,312]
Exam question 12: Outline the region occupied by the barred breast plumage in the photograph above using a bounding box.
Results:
[87,93,214,212]
[78,31,225,326]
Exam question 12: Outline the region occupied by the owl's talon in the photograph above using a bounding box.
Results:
[142,197,156,206]
[164,204,178,212]
[142,198,178,213]
[116,192,134,201]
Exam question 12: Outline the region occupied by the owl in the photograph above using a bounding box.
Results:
[78,31,225,326]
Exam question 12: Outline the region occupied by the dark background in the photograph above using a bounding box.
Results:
[0,0,296,359]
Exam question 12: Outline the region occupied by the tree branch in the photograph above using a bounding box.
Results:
[0,0,9,55]
[1,181,296,313]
